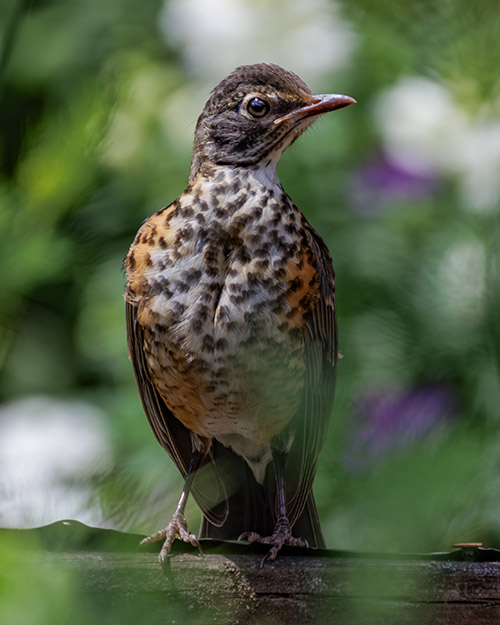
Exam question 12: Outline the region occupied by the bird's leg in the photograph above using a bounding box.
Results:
[239,454,308,567]
[140,441,208,564]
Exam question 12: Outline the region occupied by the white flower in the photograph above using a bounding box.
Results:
[439,239,486,321]
[455,121,500,211]
[374,77,467,174]
[0,396,110,527]
[375,76,500,212]
[159,0,356,87]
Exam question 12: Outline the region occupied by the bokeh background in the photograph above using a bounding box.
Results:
[1,0,500,580]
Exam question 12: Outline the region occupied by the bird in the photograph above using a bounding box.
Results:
[124,63,355,566]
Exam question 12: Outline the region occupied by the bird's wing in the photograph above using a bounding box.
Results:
[285,224,337,527]
[125,301,229,527]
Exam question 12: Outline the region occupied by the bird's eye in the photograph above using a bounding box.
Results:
[246,97,270,118]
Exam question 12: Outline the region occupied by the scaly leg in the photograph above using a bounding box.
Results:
[140,447,206,564]
[239,454,308,567]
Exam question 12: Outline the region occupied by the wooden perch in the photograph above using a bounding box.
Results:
[3,521,500,624]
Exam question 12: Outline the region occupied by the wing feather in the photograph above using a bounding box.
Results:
[126,301,229,527]
[285,226,337,526]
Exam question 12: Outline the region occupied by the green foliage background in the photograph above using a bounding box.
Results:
[1,0,500,570]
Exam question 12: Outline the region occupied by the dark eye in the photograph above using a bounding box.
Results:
[246,97,270,118]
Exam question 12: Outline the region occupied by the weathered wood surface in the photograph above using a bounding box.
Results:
[36,550,500,625]
[3,522,500,625]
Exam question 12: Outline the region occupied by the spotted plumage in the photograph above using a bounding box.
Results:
[125,63,355,564]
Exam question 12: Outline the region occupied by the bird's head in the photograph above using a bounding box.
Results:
[189,63,355,180]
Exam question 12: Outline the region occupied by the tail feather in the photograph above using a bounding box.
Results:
[199,459,274,540]
[292,492,325,549]
[198,451,325,548]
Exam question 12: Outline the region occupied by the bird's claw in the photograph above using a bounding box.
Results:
[238,516,308,567]
[140,511,202,564]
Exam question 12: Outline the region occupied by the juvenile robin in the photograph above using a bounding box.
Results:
[125,63,355,565]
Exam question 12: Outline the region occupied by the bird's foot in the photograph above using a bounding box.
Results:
[140,512,202,564]
[238,515,308,567]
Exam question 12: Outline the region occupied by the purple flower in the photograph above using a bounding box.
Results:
[349,152,439,217]
[344,386,455,470]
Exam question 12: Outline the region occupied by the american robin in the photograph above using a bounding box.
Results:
[125,63,355,565]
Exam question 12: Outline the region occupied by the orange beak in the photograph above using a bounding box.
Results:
[274,93,356,125]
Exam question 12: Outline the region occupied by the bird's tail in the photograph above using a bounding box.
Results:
[197,451,325,548]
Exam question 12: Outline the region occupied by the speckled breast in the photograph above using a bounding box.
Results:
[125,173,319,452]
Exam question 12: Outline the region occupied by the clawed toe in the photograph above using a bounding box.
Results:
[238,516,308,566]
[238,531,263,544]
[140,512,202,564]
